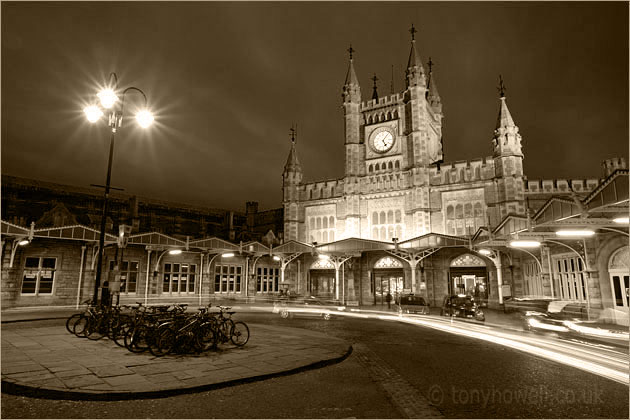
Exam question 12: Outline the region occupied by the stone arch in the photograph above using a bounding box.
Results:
[388,161,393,170]
[609,246,630,271]
[369,164,373,173]
[395,160,400,169]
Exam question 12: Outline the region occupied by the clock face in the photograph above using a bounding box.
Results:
[372,130,394,153]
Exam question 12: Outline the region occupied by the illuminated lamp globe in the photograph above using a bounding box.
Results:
[509,240,541,248]
[84,105,103,123]
[478,249,492,255]
[555,230,595,237]
[222,253,234,258]
[136,110,154,128]
[168,249,182,255]
[97,89,118,109]
[613,217,629,224]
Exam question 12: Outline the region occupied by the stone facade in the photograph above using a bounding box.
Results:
[280,31,627,322]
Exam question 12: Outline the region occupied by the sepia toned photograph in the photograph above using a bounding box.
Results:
[1,1,628,419]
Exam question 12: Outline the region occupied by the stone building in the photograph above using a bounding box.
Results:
[280,28,628,324]
[1,28,627,325]
[1,175,283,308]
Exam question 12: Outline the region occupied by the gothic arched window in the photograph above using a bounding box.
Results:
[447,205,454,220]
[395,210,401,223]
[395,225,402,239]
[372,212,378,225]
[380,211,386,224]
[456,204,464,219]
[369,165,373,173]
[464,203,473,218]
[395,161,400,169]
[474,203,483,217]
[323,217,328,229]
[387,210,394,224]
[316,217,322,229]
[388,162,393,170]
[329,216,334,227]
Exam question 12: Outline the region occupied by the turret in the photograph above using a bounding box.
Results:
[492,76,523,178]
[343,46,362,176]
[491,76,526,219]
[282,127,303,202]
[282,127,303,241]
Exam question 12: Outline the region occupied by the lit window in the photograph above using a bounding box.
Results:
[163,262,196,294]
[21,257,56,295]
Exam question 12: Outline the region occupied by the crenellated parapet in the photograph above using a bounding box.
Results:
[299,179,345,201]
[524,178,600,195]
[428,157,495,185]
[360,93,404,111]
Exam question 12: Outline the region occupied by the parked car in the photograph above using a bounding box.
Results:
[440,294,485,321]
[397,294,430,315]
[272,296,346,320]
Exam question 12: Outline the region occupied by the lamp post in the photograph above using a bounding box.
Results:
[84,72,154,305]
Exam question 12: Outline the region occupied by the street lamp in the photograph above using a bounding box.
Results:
[84,72,154,305]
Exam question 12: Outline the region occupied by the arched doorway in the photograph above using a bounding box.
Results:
[373,256,404,306]
[308,259,335,298]
[449,253,489,307]
[608,246,629,326]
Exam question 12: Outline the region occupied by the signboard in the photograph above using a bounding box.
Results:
[501,284,512,298]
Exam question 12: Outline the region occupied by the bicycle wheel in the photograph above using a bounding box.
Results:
[230,321,250,347]
[85,316,105,340]
[195,322,218,352]
[150,325,175,357]
[112,315,132,347]
[125,325,149,353]
[65,313,82,334]
[73,314,90,337]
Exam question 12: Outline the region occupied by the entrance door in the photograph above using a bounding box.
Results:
[609,273,629,325]
[449,267,488,307]
[374,272,403,305]
[607,246,629,326]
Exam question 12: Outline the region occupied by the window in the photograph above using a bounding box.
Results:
[21,257,56,295]
[257,267,279,293]
[214,264,242,293]
[163,263,197,294]
[552,255,586,301]
[109,260,139,293]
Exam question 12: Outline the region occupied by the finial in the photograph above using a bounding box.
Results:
[347,45,355,60]
[290,124,297,144]
[497,75,506,98]
[390,64,394,94]
[427,57,433,73]
[409,24,417,41]
[372,74,379,101]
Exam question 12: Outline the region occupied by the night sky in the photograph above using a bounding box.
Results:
[2,2,628,212]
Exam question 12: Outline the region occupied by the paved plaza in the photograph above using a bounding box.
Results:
[1,321,351,399]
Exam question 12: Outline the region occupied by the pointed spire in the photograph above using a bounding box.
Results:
[371,73,379,101]
[406,24,424,70]
[405,24,426,88]
[426,57,442,111]
[495,75,516,129]
[344,44,359,86]
[284,125,302,173]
